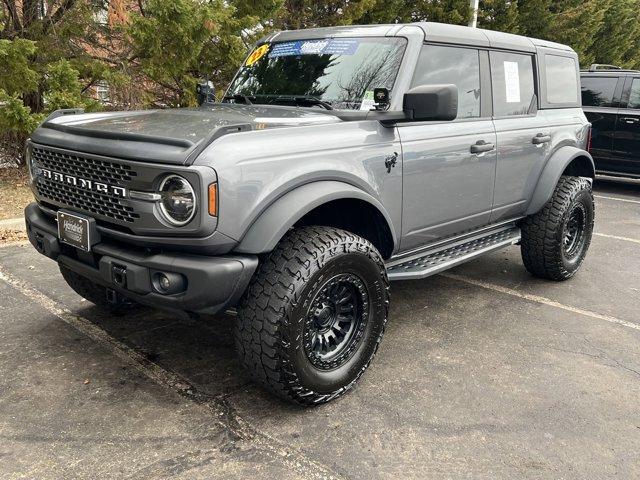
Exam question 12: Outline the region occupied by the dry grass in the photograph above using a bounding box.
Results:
[0,228,28,243]
[0,167,33,220]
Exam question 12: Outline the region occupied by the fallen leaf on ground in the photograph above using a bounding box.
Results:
[0,229,28,243]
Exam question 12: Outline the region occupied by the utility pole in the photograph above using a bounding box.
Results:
[469,0,479,28]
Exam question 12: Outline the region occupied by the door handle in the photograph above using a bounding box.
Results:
[470,140,495,154]
[532,134,552,145]
[620,117,639,124]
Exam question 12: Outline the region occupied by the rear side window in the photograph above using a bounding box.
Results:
[545,55,579,104]
[628,78,640,109]
[411,45,481,119]
[581,77,618,107]
[490,51,536,117]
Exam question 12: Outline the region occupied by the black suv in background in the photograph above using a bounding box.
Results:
[581,65,640,178]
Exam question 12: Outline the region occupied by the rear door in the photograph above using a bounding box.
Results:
[490,50,549,222]
[398,44,497,250]
[580,74,624,172]
[612,76,640,176]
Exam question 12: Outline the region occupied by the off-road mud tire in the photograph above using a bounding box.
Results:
[235,226,390,406]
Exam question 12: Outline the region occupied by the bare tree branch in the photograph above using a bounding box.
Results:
[2,0,22,32]
[44,0,77,31]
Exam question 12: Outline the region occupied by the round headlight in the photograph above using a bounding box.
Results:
[158,175,197,226]
[25,144,36,182]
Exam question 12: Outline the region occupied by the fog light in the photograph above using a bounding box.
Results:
[159,274,171,291]
[152,271,187,295]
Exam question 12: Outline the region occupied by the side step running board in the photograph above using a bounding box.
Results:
[386,226,521,281]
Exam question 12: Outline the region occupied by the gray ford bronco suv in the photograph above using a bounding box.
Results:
[24,22,595,405]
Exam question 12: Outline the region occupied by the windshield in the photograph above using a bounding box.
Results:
[226,37,407,110]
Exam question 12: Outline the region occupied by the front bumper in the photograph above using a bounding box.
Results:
[25,203,258,315]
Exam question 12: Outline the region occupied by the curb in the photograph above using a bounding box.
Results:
[0,217,26,231]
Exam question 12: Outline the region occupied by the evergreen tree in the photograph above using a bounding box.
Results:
[548,0,607,67]
[0,2,109,162]
[589,0,640,69]
[516,0,553,39]
[627,6,640,70]
[275,0,377,29]
[126,0,283,107]
[0,1,115,113]
[359,0,471,25]
[478,0,519,33]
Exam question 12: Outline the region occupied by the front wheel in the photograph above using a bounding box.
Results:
[520,175,594,281]
[234,226,390,406]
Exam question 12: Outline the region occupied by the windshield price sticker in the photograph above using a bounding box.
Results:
[360,91,376,111]
[269,39,360,58]
[246,44,270,66]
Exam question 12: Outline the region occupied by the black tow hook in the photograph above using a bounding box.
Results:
[111,265,127,288]
[105,288,120,305]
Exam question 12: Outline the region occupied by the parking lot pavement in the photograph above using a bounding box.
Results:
[1,179,639,479]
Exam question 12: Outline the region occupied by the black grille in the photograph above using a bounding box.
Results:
[37,179,140,223]
[33,147,140,224]
[32,147,137,183]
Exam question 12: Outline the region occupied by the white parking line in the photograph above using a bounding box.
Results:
[442,272,640,333]
[594,194,640,205]
[595,233,640,245]
[0,265,342,480]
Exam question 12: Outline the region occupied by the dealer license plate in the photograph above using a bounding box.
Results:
[57,211,91,252]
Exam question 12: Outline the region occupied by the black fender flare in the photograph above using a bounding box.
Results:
[235,180,398,254]
[526,146,594,215]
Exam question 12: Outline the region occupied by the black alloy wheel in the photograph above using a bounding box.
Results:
[304,273,369,371]
[563,203,587,258]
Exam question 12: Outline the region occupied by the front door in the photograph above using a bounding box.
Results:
[612,76,640,176]
[398,44,496,251]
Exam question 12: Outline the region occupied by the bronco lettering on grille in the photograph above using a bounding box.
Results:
[37,168,128,198]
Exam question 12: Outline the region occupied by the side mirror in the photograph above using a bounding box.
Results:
[196,81,215,106]
[403,84,458,122]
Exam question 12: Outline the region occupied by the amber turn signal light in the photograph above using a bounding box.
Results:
[208,183,218,217]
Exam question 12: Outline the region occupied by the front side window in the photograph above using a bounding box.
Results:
[545,55,579,105]
[227,37,407,110]
[411,45,481,119]
[627,78,640,109]
[581,76,618,107]
[490,51,536,117]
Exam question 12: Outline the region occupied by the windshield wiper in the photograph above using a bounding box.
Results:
[266,95,334,110]
[293,96,334,110]
[222,94,254,105]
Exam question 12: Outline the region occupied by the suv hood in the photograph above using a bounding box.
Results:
[30,104,342,165]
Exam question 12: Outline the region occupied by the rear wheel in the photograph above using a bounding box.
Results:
[520,175,594,281]
[234,226,390,405]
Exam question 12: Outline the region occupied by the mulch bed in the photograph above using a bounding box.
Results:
[0,166,32,220]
